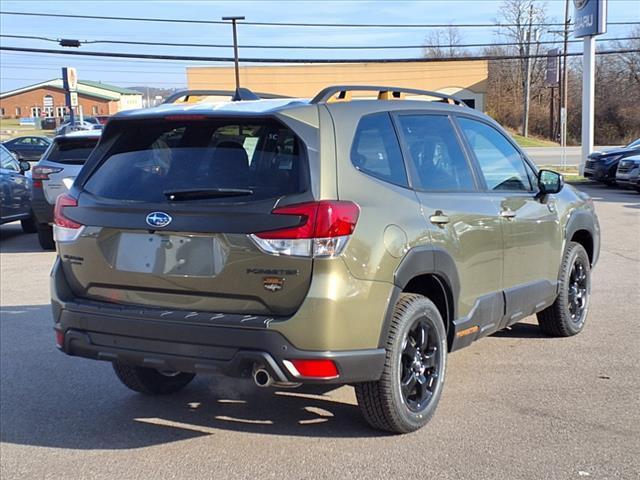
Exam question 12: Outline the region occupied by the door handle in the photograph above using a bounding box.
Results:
[500,209,516,219]
[429,210,450,226]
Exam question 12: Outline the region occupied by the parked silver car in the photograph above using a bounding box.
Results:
[31,130,101,249]
[615,154,640,191]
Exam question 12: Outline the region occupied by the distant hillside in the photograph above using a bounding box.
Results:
[127,87,180,99]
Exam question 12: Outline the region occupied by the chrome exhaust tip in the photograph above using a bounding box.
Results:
[253,367,273,388]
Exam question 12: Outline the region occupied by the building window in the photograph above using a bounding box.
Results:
[56,106,66,118]
[44,106,54,118]
[30,107,41,117]
[461,99,476,109]
[0,108,5,117]
[15,107,21,117]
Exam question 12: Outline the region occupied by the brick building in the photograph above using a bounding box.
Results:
[0,79,143,119]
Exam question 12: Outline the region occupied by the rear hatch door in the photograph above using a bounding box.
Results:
[58,115,314,316]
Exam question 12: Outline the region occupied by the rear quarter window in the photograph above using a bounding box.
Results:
[83,118,308,203]
[350,112,408,187]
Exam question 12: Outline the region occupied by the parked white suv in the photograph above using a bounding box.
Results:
[31,130,101,249]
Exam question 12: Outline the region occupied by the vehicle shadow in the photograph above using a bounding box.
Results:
[0,223,44,253]
[0,305,382,452]
[492,321,547,339]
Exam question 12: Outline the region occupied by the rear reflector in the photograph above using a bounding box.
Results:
[55,329,65,348]
[284,359,339,379]
[53,193,84,242]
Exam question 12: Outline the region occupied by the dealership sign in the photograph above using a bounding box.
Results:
[573,0,607,37]
[545,49,560,87]
[62,67,78,91]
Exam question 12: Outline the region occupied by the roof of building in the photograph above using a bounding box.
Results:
[77,80,141,95]
[0,79,142,100]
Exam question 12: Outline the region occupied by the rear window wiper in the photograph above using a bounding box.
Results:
[163,188,254,201]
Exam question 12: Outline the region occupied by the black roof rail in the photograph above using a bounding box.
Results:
[163,88,290,104]
[309,85,467,106]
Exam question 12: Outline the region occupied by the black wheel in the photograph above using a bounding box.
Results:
[112,362,195,395]
[37,223,55,250]
[537,242,591,337]
[21,215,37,233]
[355,294,447,434]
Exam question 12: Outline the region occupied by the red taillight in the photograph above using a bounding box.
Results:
[287,359,339,379]
[55,329,65,348]
[32,166,62,188]
[54,194,81,229]
[256,201,359,240]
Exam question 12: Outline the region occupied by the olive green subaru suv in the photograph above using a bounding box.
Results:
[51,86,599,433]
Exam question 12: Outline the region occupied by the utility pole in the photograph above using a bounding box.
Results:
[522,4,534,137]
[222,16,245,93]
[561,0,570,167]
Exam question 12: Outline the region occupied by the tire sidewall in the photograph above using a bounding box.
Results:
[559,245,591,334]
[389,299,447,431]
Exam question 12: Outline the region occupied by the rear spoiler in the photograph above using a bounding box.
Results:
[163,89,291,104]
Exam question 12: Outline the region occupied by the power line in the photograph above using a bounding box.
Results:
[2,45,638,63]
[1,33,638,50]
[1,10,639,28]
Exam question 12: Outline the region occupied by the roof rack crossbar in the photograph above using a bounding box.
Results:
[310,85,467,106]
[163,88,290,104]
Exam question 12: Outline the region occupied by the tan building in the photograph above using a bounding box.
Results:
[0,79,143,119]
[186,61,488,110]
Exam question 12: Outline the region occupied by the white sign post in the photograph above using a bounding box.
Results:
[573,0,607,175]
[581,36,596,175]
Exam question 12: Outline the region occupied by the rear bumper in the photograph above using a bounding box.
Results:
[31,187,53,224]
[51,259,386,384]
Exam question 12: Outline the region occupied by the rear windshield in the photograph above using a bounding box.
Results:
[47,137,99,165]
[83,119,308,202]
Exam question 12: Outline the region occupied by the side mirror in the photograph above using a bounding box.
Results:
[538,169,564,195]
[19,160,31,173]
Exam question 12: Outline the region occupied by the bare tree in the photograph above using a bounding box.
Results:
[423,26,466,58]
[495,0,551,136]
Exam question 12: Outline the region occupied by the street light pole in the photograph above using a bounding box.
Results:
[522,4,534,138]
[222,16,245,93]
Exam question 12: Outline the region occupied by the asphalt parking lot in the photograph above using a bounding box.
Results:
[1,183,638,480]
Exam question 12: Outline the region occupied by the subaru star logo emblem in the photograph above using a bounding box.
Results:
[146,211,172,228]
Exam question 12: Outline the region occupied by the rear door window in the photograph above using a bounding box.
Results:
[83,119,308,203]
[47,137,99,165]
[350,113,408,187]
[397,114,476,191]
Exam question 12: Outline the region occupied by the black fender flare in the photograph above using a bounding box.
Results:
[565,208,599,265]
[377,247,461,348]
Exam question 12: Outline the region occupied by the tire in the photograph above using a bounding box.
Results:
[537,242,591,337]
[21,215,37,233]
[355,294,447,434]
[112,362,195,395]
[37,223,55,250]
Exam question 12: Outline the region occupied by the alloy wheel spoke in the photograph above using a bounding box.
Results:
[422,347,437,368]
[401,372,417,397]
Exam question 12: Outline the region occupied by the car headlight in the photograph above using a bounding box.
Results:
[603,154,623,164]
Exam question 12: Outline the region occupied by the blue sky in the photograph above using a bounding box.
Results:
[1,0,639,92]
